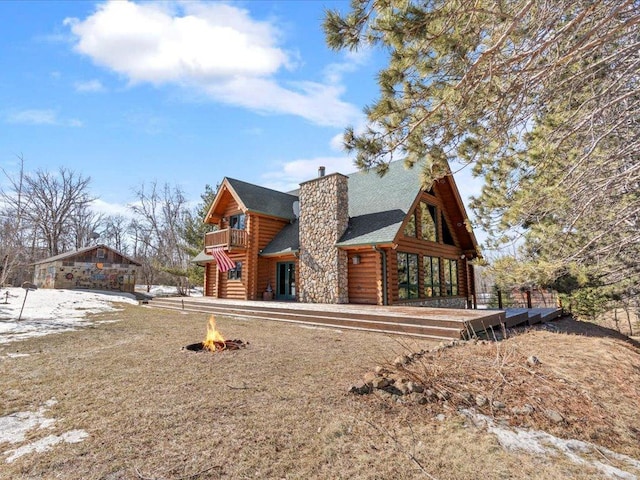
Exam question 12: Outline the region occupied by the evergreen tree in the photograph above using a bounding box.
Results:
[324,0,639,314]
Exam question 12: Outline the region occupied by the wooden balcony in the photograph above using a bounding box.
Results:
[205,229,248,249]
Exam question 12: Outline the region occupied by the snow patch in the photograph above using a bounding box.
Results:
[0,399,58,445]
[462,409,640,479]
[0,287,138,344]
[137,284,203,297]
[1,398,88,464]
[5,430,89,463]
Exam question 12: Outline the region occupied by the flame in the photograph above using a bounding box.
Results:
[202,315,226,352]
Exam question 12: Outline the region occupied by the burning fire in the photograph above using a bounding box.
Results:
[202,315,226,352]
[183,314,246,353]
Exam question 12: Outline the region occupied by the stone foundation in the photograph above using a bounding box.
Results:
[395,297,468,309]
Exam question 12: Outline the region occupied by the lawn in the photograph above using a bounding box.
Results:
[1,303,639,479]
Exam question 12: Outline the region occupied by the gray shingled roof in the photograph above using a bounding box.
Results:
[227,178,298,220]
[32,244,142,266]
[200,160,475,264]
[337,161,424,246]
[260,221,299,256]
[259,161,423,253]
[191,249,214,264]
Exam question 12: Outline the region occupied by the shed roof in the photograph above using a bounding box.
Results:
[32,244,142,266]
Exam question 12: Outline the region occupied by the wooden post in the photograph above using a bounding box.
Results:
[526,290,532,309]
[497,289,503,309]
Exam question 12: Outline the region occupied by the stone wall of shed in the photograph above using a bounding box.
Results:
[33,261,138,293]
[298,173,349,303]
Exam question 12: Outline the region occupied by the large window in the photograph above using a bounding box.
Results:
[442,213,455,246]
[443,259,459,296]
[404,202,438,242]
[419,202,438,242]
[397,252,419,299]
[423,256,440,297]
[403,211,417,237]
[227,261,242,280]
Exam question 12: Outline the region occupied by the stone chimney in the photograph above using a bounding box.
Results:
[298,171,349,303]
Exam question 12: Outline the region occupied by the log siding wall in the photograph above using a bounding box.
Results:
[347,249,379,304]
[204,201,293,300]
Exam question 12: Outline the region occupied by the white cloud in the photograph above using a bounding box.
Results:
[323,47,372,85]
[261,156,356,192]
[64,0,361,127]
[205,77,359,127]
[74,79,106,92]
[90,198,132,218]
[64,1,287,84]
[6,109,57,125]
[67,118,84,127]
[329,131,346,151]
[5,109,82,127]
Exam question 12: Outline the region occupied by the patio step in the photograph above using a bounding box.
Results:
[147,297,476,340]
[497,307,563,328]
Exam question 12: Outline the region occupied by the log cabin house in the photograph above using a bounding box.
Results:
[194,161,480,307]
[32,244,141,293]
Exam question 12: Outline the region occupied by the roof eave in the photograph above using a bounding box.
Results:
[259,248,299,258]
[336,241,395,248]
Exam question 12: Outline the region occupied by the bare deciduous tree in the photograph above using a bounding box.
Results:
[0,155,30,285]
[102,214,131,254]
[20,167,94,257]
[69,203,104,250]
[0,160,95,283]
[129,181,190,293]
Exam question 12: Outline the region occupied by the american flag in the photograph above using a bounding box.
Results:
[209,247,236,272]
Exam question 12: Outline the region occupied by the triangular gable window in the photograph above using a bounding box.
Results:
[420,202,437,242]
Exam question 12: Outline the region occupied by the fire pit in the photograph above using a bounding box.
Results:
[184,340,246,352]
[183,315,248,353]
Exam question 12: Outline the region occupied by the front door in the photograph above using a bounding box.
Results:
[276,262,296,300]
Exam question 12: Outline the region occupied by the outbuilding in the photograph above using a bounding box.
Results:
[32,244,141,293]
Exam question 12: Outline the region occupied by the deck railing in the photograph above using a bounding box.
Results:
[205,228,248,249]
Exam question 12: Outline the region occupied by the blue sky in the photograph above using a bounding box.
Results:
[0,0,482,229]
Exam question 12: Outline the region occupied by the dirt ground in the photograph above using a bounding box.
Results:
[1,304,639,479]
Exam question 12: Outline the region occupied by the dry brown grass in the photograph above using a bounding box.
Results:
[381,319,640,459]
[1,305,639,479]
[593,308,640,337]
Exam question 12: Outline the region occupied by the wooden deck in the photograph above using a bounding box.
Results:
[144,297,556,340]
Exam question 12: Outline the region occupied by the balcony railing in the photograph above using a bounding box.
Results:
[205,228,248,249]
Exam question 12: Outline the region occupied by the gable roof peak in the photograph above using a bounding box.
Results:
[205,177,299,222]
